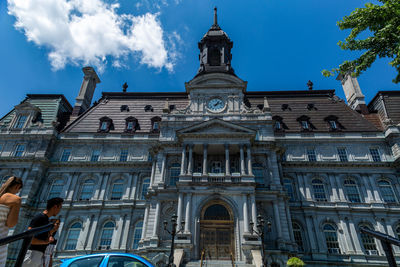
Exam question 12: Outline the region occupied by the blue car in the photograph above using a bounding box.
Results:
[60,252,155,267]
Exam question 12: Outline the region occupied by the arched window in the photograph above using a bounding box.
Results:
[323,224,340,254]
[99,221,115,250]
[132,220,143,249]
[48,179,64,199]
[292,222,304,252]
[378,180,397,203]
[360,225,378,255]
[64,222,82,250]
[344,179,361,203]
[141,178,150,200]
[283,178,295,201]
[169,163,180,186]
[312,179,327,202]
[252,163,264,185]
[111,179,124,200]
[80,179,95,200]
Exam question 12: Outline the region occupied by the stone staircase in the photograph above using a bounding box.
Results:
[183,260,254,267]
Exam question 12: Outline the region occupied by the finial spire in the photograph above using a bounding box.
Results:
[213,7,218,26]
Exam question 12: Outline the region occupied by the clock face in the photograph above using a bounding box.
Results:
[208,98,225,112]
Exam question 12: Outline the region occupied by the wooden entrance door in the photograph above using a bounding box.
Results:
[200,203,234,260]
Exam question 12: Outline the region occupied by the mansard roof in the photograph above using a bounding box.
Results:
[63,89,380,133]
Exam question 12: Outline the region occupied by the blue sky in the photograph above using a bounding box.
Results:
[0,0,398,117]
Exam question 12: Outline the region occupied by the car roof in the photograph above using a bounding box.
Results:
[61,253,154,266]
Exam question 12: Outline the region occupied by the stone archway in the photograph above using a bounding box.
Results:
[200,200,234,260]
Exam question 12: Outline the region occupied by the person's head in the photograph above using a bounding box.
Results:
[46,197,63,216]
[0,176,23,197]
[50,218,61,231]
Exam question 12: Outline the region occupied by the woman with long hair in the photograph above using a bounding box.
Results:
[0,176,23,266]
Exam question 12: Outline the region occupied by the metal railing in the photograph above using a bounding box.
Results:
[0,223,54,267]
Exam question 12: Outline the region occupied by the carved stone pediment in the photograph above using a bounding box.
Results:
[177,118,255,137]
[14,102,41,112]
[185,73,247,92]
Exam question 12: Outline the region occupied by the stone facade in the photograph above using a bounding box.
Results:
[1,11,400,267]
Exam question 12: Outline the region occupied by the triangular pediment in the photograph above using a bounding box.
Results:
[178,119,255,136]
[14,102,41,112]
[185,73,247,92]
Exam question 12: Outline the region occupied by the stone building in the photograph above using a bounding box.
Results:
[1,9,400,267]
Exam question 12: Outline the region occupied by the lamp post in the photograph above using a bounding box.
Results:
[164,214,185,267]
[250,215,272,267]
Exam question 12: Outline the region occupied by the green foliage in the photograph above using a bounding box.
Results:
[287,257,305,267]
[323,0,400,83]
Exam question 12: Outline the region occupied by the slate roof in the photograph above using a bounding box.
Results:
[368,91,400,126]
[63,90,380,133]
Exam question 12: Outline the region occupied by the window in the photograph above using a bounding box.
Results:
[252,163,264,185]
[107,256,147,267]
[275,121,281,130]
[64,222,82,250]
[91,150,100,162]
[324,115,342,131]
[360,225,378,255]
[48,179,64,199]
[80,179,95,200]
[312,179,327,201]
[378,180,397,203]
[125,117,139,132]
[144,105,153,112]
[323,224,340,254]
[15,115,27,129]
[329,120,337,130]
[14,144,25,157]
[70,256,104,267]
[60,148,71,162]
[141,178,150,200]
[344,179,361,203]
[297,115,314,131]
[132,221,143,249]
[283,178,295,201]
[369,148,381,162]
[337,147,348,162]
[395,224,400,240]
[151,117,161,133]
[169,163,180,186]
[111,179,124,200]
[99,221,115,250]
[120,105,129,112]
[98,117,113,133]
[301,120,309,130]
[120,149,128,162]
[211,161,222,173]
[307,148,317,162]
[292,222,304,252]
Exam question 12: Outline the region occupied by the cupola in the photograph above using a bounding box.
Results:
[197,7,235,76]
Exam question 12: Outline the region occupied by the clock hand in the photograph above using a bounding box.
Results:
[214,102,219,107]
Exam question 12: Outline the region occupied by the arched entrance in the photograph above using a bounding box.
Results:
[200,201,234,260]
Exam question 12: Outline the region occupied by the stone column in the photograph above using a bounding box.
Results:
[120,215,130,249]
[305,215,317,252]
[177,193,183,230]
[187,145,193,175]
[123,172,133,200]
[368,174,382,202]
[77,216,91,250]
[130,173,139,199]
[225,144,230,176]
[152,201,161,238]
[329,173,339,201]
[202,144,208,176]
[99,172,110,200]
[62,172,73,199]
[240,145,246,176]
[141,205,149,240]
[386,223,400,253]
[348,219,363,254]
[285,202,295,243]
[149,159,156,189]
[250,194,257,232]
[269,152,281,185]
[160,152,167,184]
[296,173,306,200]
[112,216,124,249]
[334,174,346,201]
[68,172,80,200]
[184,193,192,233]
[246,145,253,176]
[180,145,187,175]
[273,201,282,239]
[362,173,374,202]
[85,215,98,250]
[243,195,249,233]
[339,217,354,253]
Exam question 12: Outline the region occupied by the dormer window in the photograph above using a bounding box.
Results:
[281,104,290,111]
[307,103,317,110]
[324,115,343,131]
[120,105,129,112]
[125,117,140,133]
[275,121,281,130]
[297,115,314,131]
[15,115,27,129]
[144,105,153,112]
[151,117,161,133]
[98,117,114,133]
[272,116,287,132]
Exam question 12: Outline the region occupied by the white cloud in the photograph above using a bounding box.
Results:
[7,0,179,72]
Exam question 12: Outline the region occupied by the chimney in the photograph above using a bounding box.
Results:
[71,67,101,117]
[337,73,368,114]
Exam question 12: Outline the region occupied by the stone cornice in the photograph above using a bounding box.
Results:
[282,161,393,168]
[49,161,152,168]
